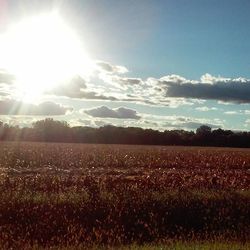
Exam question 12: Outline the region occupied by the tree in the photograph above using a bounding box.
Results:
[196,125,212,136]
[0,121,3,140]
[32,118,70,142]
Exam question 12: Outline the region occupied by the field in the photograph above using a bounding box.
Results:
[0,142,249,249]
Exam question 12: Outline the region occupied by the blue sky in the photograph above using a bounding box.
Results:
[1,0,250,130]
[60,0,250,79]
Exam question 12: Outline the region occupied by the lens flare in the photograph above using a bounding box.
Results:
[0,12,94,101]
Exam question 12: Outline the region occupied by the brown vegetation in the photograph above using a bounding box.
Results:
[0,142,249,248]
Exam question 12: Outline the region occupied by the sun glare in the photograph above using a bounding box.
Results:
[0,13,93,101]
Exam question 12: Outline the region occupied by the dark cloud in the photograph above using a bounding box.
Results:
[78,92,118,101]
[85,106,141,120]
[115,77,142,85]
[0,99,72,116]
[161,76,250,103]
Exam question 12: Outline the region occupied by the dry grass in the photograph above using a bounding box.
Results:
[0,142,249,248]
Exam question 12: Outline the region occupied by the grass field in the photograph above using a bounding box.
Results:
[0,142,249,249]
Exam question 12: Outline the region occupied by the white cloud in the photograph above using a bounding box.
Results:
[224,110,250,115]
[224,111,238,115]
[196,106,218,111]
[4,56,250,110]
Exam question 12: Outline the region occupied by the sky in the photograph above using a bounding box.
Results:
[1,0,250,131]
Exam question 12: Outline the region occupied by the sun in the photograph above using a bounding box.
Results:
[0,12,93,101]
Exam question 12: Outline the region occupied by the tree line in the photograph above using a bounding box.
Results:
[1,118,250,147]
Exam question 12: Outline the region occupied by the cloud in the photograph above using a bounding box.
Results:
[140,114,223,131]
[84,106,141,119]
[162,120,221,130]
[159,74,250,103]
[0,92,9,96]
[195,106,218,111]
[52,89,117,101]
[224,110,250,115]
[160,74,193,84]
[77,91,118,101]
[118,77,142,85]
[91,72,250,106]
[101,75,143,90]
[109,76,143,86]
[0,99,72,116]
[0,116,37,127]
[48,75,86,98]
[200,73,229,84]
[96,61,128,74]
[174,121,220,130]
[5,55,250,109]
[69,119,94,127]
[224,111,238,115]
[0,70,15,84]
[48,75,118,100]
[138,120,159,127]
[94,120,111,127]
